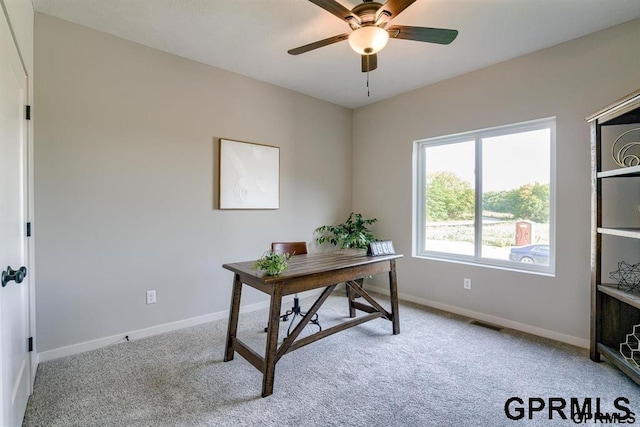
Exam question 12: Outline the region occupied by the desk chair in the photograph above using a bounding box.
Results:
[265,242,322,335]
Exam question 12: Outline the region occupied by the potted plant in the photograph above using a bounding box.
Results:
[253,251,291,276]
[314,212,377,250]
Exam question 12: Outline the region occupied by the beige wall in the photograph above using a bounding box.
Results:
[34,13,353,352]
[353,18,640,345]
[34,11,640,353]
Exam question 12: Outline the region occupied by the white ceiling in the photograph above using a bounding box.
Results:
[32,0,640,109]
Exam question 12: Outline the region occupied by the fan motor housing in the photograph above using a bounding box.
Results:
[352,1,383,25]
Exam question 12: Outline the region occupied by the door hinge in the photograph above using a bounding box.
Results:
[28,337,33,352]
[26,222,31,237]
[25,105,31,120]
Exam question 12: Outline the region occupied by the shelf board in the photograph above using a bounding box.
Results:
[598,284,640,310]
[597,343,640,386]
[598,165,640,178]
[597,227,640,239]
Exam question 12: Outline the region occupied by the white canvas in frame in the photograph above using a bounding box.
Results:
[219,139,280,209]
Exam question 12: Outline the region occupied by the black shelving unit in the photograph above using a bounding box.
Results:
[587,88,640,385]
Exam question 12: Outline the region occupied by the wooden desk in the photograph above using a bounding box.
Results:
[222,250,402,397]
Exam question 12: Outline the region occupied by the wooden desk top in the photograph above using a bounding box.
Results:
[223,250,402,287]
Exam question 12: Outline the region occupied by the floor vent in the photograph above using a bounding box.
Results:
[469,320,503,332]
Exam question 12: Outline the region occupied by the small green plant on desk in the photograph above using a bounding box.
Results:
[314,212,377,249]
[253,251,291,276]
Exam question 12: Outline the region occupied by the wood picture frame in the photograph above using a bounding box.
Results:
[218,138,280,209]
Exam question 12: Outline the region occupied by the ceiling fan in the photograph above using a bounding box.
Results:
[288,0,459,73]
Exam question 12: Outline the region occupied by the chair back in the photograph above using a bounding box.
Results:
[271,241,308,256]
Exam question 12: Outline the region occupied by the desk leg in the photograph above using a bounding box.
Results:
[262,283,283,397]
[389,260,400,335]
[346,282,356,318]
[224,274,243,362]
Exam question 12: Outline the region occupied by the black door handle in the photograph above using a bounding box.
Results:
[1,266,27,287]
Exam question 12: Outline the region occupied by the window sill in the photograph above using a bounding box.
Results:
[412,253,556,277]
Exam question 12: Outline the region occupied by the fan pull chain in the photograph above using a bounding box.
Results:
[367,69,370,97]
[365,53,370,97]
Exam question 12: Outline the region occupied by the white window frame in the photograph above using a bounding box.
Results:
[412,117,556,275]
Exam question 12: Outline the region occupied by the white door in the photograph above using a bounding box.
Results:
[0,9,31,427]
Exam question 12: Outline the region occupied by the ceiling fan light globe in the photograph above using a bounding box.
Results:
[348,26,389,55]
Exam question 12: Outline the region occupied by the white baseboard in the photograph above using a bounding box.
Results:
[37,294,305,363]
[367,285,590,349]
[37,286,588,364]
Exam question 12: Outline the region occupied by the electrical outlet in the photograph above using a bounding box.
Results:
[463,278,471,290]
[146,290,156,304]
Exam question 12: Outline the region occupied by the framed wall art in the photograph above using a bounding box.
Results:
[218,138,280,209]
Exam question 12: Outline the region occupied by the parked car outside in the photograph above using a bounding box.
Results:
[509,244,549,265]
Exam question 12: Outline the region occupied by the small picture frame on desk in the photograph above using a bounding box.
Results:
[367,240,395,256]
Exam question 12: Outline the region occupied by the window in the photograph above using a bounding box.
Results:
[413,118,555,274]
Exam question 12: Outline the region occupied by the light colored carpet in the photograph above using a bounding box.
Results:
[23,293,640,426]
